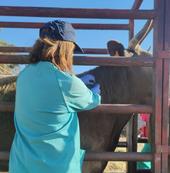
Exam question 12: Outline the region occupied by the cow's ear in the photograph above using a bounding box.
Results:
[107,40,125,56]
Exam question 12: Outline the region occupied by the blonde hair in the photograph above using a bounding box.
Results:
[30,38,75,73]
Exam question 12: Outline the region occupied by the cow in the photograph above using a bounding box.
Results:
[79,67,152,173]
[0,20,154,173]
[80,20,153,173]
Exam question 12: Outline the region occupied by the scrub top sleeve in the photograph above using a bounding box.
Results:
[62,75,101,112]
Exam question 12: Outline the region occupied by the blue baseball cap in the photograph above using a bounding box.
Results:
[39,20,83,53]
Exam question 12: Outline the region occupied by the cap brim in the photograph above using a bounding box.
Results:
[74,43,84,54]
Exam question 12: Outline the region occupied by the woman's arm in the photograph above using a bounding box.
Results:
[59,75,101,112]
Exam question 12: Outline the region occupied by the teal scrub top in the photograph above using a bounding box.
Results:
[9,61,101,173]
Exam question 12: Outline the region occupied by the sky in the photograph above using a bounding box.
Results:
[0,0,154,74]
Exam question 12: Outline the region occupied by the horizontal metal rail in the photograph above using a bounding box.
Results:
[0,22,129,30]
[0,6,155,19]
[117,138,148,148]
[136,170,152,173]
[74,56,154,66]
[117,141,128,148]
[137,137,148,143]
[0,151,153,161]
[0,102,152,113]
[85,104,152,114]
[85,152,153,161]
[0,54,154,66]
[0,46,31,52]
[0,47,108,54]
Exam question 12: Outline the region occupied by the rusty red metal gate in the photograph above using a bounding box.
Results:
[0,0,169,173]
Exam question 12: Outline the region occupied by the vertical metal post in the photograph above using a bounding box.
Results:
[127,1,144,172]
[126,115,138,173]
[153,0,167,172]
[128,0,143,41]
[161,59,169,173]
[152,58,163,173]
[129,20,134,41]
[161,0,170,172]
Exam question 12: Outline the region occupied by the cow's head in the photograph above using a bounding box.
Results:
[107,40,134,57]
[107,20,153,57]
[107,40,125,56]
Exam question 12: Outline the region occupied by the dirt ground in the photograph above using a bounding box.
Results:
[104,137,128,173]
[103,142,144,173]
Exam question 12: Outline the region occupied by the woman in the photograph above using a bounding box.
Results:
[9,20,101,173]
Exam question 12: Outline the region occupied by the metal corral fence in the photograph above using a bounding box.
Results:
[0,0,169,173]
